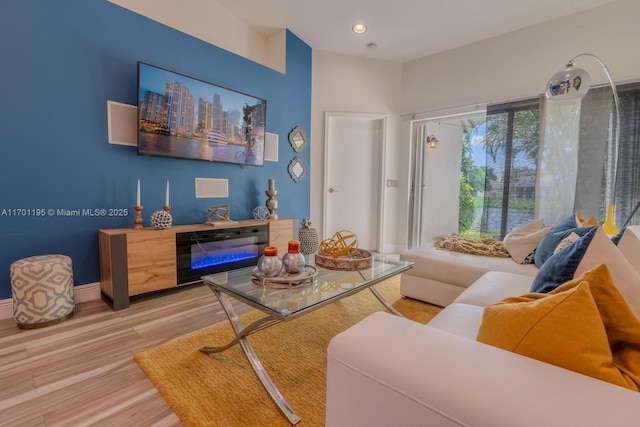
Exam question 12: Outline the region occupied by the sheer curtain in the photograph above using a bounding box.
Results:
[543,82,640,228]
[613,82,640,227]
[573,83,640,227]
[537,97,581,225]
[482,82,640,236]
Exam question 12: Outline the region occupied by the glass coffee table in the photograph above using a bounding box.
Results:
[200,254,413,425]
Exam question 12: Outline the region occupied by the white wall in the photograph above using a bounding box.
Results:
[402,0,640,117]
[311,51,403,252]
[420,121,465,240]
[107,0,286,72]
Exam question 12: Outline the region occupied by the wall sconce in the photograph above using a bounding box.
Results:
[426,135,438,149]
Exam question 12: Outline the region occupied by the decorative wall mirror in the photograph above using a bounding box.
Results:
[288,126,308,153]
[288,156,307,183]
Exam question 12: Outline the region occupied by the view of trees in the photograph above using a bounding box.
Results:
[459,122,487,233]
[457,106,540,237]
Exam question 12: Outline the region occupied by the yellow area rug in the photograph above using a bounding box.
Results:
[134,277,441,426]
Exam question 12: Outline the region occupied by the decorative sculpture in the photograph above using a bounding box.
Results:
[253,205,270,220]
[298,218,320,255]
[266,179,278,220]
[206,205,237,225]
[150,210,173,229]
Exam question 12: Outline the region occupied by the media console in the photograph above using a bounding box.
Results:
[98,218,293,310]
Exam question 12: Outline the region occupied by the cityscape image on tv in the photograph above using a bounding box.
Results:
[137,62,266,166]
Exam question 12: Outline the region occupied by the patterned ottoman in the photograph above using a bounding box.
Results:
[10,254,75,329]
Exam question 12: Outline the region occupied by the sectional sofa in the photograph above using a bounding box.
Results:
[325,222,640,426]
[398,244,538,306]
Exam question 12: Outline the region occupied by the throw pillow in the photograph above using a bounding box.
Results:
[534,215,595,267]
[576,212,598,227]
[615,228,640,273]
[553,231,580,254]
[478,264,640,391]
[530,227,597,293]
[530,226,640,318]
[502,219,551,264]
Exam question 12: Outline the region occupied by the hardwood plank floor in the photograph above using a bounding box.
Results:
[0,283,253,427]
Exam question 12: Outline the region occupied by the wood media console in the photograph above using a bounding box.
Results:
[98,218,293,310]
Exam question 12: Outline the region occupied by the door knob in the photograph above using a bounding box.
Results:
[328,188,337,193]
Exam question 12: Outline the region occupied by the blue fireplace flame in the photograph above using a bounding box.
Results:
[191,251,258,270]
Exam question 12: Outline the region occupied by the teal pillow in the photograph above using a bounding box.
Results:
[534,215,595,267]
[530,226,598,293]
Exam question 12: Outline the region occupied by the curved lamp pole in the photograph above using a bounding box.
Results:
[545,53,622,231]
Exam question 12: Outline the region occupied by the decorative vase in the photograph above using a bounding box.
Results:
[282,240,305,273]
[602,204,619,236]
[298,221,320,255]
[257,246,282,277]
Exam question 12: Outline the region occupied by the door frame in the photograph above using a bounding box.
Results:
[407,109,486,249]
[323,111,387,252]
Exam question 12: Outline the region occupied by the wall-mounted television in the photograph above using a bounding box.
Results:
[137,62,267,166]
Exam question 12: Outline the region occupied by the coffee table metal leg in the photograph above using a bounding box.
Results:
[368,285,405,317]
[202,289,302,425]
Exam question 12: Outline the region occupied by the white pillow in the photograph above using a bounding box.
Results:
[503,219,551,264]
[574,227,640,318]
[616,228,640,273]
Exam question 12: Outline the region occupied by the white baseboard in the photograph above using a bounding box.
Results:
[0,282,102,321]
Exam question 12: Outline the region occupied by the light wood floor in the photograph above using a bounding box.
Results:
[0,260,435,427]
[0,283,253,426]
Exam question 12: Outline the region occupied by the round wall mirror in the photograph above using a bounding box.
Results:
[288,126,308,153]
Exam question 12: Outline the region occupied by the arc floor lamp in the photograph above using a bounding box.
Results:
[545,53,626,233]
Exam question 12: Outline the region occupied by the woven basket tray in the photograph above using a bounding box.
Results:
[315,249,372,271]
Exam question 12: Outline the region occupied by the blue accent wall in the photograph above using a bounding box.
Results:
[0,1,312,299]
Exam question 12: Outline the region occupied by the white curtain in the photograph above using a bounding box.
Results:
[536,97,581,225]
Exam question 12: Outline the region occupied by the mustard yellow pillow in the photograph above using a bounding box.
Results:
[477,264,640,391]
[553,264,640,389]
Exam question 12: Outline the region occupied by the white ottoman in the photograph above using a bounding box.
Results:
[10,254,75,329]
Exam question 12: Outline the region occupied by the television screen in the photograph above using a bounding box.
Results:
[137,62,267,166]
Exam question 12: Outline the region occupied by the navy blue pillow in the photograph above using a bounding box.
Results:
[530,226,598,293]
[533,215,595,267]
[610,228,625,245]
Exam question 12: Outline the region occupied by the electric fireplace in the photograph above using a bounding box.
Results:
[176,225,268,285]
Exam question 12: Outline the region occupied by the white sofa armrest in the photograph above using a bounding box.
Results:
[326,312,640,427]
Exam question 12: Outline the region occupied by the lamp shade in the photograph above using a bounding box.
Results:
[545,63,592,100]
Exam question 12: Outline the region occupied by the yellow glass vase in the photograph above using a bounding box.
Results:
[602,204,619,236]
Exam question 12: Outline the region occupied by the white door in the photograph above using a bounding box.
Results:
[323,112,386,251]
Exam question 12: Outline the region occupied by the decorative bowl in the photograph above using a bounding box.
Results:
[314,249,372,271]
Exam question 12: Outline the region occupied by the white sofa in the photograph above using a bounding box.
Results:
[326,270,640,426]
[399,245,538,306]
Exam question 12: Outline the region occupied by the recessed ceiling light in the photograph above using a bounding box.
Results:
[352,23,367,34]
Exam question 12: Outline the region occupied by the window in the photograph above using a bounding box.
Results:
[409,81,640,249]
[481,99,540,239]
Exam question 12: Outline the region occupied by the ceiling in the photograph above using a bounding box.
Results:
[213,0,618,62]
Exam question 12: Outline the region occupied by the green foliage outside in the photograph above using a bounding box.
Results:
[483,198,535,210]
[458,126,485,234]
[459,173,475,232]
[457,108,539,238]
